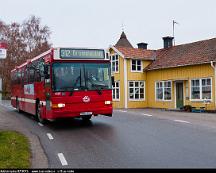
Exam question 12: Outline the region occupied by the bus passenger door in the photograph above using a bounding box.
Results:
[44,64,52,115]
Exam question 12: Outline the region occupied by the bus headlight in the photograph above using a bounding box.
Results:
[52,103,65,108]
[58,103,65,108]
[105,101,112,105]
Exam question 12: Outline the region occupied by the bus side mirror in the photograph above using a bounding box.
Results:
[111,76,115,86]
[44,64,50,79]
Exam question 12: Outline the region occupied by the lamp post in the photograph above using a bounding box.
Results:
[0,39,7,100]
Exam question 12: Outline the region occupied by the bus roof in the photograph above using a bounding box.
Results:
[11,49,53,72]
[11,47,108,72]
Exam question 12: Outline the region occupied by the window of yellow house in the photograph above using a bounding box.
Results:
[191,78,212,101]
[156,81,172,101]
[131,59,142,72]
[110,54,119,73]
[112,81,120,101]
[129,81,145,100]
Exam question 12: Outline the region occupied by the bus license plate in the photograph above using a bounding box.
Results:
[80,112,92,116]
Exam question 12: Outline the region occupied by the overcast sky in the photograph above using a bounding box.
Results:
[1,0,216,50]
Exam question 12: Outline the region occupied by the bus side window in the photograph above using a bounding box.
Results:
[24,68,28,84]
[29,68,35,83]
[34,60,40,82]
[27,68,30,84]
[21,69,24,85]
[17,70,21,84]
[14,71,18,84]
[39,60,45,81]
[44,64,50,79]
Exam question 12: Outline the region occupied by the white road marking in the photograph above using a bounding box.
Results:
[119,110,127,113]
[58,153,68,166]
[38,122,44,127]
[174,120,191,124]
[47,133,54,140]
[143,113,153,117]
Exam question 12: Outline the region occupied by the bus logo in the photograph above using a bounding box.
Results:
[83,96,90,103]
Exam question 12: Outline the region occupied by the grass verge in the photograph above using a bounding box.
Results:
[0,131,31,168]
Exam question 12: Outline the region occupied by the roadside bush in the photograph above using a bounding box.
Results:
[183,105,192,112]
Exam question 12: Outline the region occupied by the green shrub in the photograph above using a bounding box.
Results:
[183,105,192,112]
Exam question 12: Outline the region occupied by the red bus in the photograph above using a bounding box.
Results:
[11,48,113,123]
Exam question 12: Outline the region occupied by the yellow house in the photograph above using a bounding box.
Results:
[109,32,216,111]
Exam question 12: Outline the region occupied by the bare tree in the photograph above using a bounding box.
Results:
[0,16,52,99]
[22,15,51,59]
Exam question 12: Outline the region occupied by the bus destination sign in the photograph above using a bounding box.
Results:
[60,48,105,59]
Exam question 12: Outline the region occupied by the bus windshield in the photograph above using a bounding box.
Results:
[52,62,112,92]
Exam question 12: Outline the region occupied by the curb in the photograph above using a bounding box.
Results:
[0,104,49,168]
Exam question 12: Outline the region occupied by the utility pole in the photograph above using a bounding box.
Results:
[121,21,125,32]
[173,20,179,46]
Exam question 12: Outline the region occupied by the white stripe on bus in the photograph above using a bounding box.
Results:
[14,97,46,105]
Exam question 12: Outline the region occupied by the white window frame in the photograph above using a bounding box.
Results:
[128,81,145,101]
[190,78,212,102]
[110,54,119,73]
[155,81,172,101]
[112,81,120,101]
[131,59,143,72]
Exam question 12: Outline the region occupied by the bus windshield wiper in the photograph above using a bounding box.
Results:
[62,75,82,96]
[59,86,74,91]
[88,80,102,95]
[58,86,74,96]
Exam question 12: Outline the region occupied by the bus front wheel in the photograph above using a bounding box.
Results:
[81,115,92,122]
[36,103,46,124]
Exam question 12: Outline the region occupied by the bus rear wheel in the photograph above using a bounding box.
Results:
[16,100,22,113]
[36,103,46,124]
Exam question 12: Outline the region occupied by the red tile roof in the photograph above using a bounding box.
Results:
[147,37,216,70]
[115,46,156,60]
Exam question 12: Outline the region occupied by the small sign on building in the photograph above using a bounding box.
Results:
[0,41,7,59]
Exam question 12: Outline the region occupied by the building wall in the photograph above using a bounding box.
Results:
[110,47,216,110]
[127,59,151,108]
[110,49,125,108]
[146,64,215,110]
[111,51,152,109]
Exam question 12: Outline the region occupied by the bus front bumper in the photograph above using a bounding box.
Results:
[46,106,113,119]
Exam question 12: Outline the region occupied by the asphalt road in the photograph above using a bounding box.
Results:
[1,101,216,168]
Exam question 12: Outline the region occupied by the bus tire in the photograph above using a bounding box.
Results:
[16,99,22,113]
[36,103,46,124]
[81,115,92,122]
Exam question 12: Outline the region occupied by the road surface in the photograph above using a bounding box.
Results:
[1,101,216,168]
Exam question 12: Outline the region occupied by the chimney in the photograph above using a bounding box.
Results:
[163,36,174,49]
[137,42,148,50]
